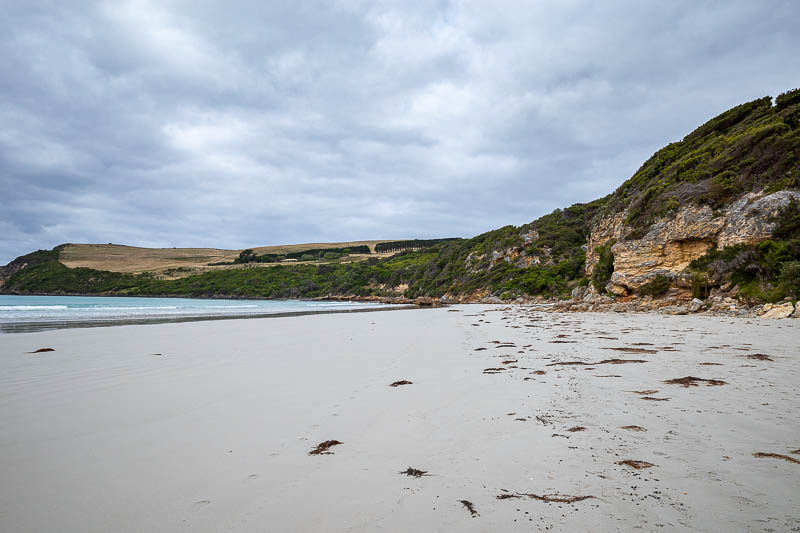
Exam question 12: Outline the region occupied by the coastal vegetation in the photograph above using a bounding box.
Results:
[591,240,615,294]
[687,200,800,303]
[606,88,800,239]
[229,245,373,265]
[2,90,799,304]
[374,239,462,253]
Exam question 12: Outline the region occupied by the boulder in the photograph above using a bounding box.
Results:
[606,281,628,296]
[661,305,689,315]
[571,286,588,301]
[414,297,442,307]
[760,302,794,319]
[688,298,705,313]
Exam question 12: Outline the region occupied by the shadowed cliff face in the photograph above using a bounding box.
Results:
[585,190,800,295]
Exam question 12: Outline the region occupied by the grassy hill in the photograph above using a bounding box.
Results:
[57,241,399,275]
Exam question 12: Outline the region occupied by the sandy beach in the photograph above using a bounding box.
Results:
[1,306,798,532]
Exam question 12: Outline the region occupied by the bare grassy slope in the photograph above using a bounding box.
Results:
[59,241,394,274]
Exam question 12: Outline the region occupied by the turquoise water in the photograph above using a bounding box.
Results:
[0,295,390,333]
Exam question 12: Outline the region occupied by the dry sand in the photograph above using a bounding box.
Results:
[0,306,798,531]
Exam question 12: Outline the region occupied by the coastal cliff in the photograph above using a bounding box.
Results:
[585,190,800,296]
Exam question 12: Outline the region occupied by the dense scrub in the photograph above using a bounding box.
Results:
[636,275,671,297]
[228,245,373,265]
[605,89,800,238]
[0,247,63,287]
[591,240,615,293]
[2,206,597,300]
[524,198,608,262]
[374,239,461,253]
[688,200,800,302]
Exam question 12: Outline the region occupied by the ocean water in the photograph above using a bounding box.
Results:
[0,295,392,333]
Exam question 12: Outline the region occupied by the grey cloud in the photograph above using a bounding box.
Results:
[1,0,799,263]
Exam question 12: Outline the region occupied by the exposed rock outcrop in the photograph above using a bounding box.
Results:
[760,302,795,319]
[585,211,626,277]
[586,190,800,295]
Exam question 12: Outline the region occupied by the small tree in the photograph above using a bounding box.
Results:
[236,249,257,263]
[780,261,800,300]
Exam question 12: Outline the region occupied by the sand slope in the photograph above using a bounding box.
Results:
[0,307,798,531]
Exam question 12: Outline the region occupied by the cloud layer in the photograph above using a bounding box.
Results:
[1,0,798,263]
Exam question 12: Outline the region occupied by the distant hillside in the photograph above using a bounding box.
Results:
[57,241,398,275]
[3,89,799,305]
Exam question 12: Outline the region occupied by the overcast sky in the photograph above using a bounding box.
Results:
[1,1,798,264]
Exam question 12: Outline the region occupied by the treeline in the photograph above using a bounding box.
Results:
[285,245,370,259]
[231,245,372,264]
[375,239,461,253]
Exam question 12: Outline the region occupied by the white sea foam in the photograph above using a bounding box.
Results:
[0,305,69,311]
[95,306,180,311]
[0,295,390,332]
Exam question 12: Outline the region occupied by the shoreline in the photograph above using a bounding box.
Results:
[0,300,420,334]
[3,289,798,329]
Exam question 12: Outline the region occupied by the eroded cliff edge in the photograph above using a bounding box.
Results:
[585,190,800,296]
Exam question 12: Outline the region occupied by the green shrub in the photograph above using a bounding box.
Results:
[780,261,800,299]
[591,240,615,293]
[775,88,800,111]
[773,199,800,240]
[691,271,711,300]
[637,275,671,297]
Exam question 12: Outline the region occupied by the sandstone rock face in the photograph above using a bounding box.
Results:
[586,190,800,294]
[585,211,626,279]
[606,281,628,296]
[760,302,794,319]
[717,191,800,248]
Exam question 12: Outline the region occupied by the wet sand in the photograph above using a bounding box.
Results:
[0,306,798,531]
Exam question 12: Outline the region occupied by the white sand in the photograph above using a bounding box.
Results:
[1,307,798,532]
